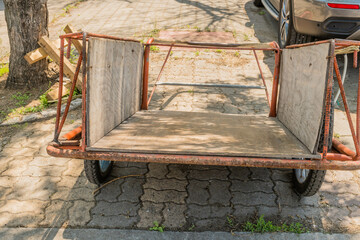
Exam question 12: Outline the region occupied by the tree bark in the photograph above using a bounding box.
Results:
[3,0,49,89]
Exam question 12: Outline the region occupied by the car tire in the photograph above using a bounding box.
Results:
[84,160,114,185]
[254,0,263,7]
[278,0,297,48]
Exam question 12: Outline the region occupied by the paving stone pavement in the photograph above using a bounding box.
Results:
[1,0,360,236]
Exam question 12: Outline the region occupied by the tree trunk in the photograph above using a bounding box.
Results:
[3,0,49,89]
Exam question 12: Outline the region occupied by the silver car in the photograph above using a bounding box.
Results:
[254,0,360,47]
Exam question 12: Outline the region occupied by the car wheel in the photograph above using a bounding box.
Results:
[254,0,263,7]
[84,160,114,185]
[278,0,296,48]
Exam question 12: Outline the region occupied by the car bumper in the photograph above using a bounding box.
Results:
[293,0,360,39]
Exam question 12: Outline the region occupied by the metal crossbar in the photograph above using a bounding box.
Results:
[155,82,265,89]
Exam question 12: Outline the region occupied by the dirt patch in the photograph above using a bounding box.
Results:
[0,62,59,140]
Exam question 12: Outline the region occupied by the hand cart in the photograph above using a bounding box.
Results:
[47,32,360,196]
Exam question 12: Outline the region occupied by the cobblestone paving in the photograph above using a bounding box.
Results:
[1,0,360,235]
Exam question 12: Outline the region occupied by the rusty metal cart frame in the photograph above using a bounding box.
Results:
[47,32,360,174]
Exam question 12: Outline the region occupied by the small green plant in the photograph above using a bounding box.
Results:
[243,34,250,41]
[259,10,266,15]
[195,26,201,32]
[232,30,237,38]
[188,223,195,231]
[243,215,306,234]
[12,92,30,106]
[68,47,79,64]
[0,63,9,77]
[227,216,236,228]
[195,51,200,57]
[149,221,164,232]
[150,46,160,52]
[215,49,222,53]
[39,93,48,108]
[204,49,210,53]
[148,28,160,38]
[204,27,211,32]
[170,51,173,56]
[334,133,340,139]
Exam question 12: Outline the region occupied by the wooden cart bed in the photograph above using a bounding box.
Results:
[88,110,320,159]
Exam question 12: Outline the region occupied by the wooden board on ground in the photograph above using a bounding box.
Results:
[277,42,331,153]
[87,38,144,146]
[38,36,83,90]
[63,24,83,53]
[88,111,320,159]
[24,39,68,64]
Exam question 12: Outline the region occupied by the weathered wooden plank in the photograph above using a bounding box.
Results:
[277,43,331,153]
[38,36,82,90]
[24,39,68,64]
[87,38,143,146]
[89,111,319,159]
[63,24,83,53]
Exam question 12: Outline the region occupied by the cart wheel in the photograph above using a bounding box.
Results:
[254,0,263,7]
[293,169,326,196]
[84,160,114,185]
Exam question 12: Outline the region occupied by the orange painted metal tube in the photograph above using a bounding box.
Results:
[269,50,281,117]
[354,50,358,69]
[332,138,356,158]
[61,126,82,140]
[141,38,154,110]
[47,145,360,170]
[253,50,270,107]
[334,58,360,156]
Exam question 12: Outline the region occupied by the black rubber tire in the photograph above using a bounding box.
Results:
[84,160,114,185]
[292,92,334,197]
[254,0,263,7]
[278,0,297,48]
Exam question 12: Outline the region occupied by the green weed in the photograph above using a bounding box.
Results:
[0,63,9,77]
[188,223,195,231]
[234,51,240,57]
[11,92,30,107]
[243,215,306,234]
[149,221,164,232]
[259,10,266,15]
[195,51,200,57]
[215,49,222,53]
[150,46,160,52]
[243,34,250,41]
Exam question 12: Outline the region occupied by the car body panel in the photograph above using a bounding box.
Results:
[261,0,360,39]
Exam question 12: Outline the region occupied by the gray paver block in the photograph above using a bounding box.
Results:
[233,206,257,222]
[230,180,273,193]
[163,203,187,228]
[40,200,72,227]
[208,180,231,206]
[146,163,168,178]
[228,167,251,181]
[117,177,144,202]
[87,215,138,228]
[166,164,188,180]
[91,201,140,217]
[137,202,163,228]
[321,181,360,195]
[144,178,187,191]
[186,204,232,219]
[68,200,96,226]
[141,189,187,204]
[186,180,209,205]
[232,192,277,207]
[249,168,271,181]
[271,169,292,183]
[187,169,229,180]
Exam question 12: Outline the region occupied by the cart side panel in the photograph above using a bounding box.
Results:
[277,43,331,153]
[86,38,144,146]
